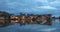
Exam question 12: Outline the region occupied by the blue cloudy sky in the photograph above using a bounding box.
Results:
[0,0,60,16]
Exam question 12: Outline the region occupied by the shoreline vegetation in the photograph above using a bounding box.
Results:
[0,11,60,27]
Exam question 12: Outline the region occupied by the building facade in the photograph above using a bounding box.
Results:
[0,11,11,26]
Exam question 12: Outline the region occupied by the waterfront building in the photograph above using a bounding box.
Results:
[43,14,52,25]
[19,13,26,25]
[36,15,43,24]
[0,11,11,26]
[18,14,52,25]
[10,15,19,23]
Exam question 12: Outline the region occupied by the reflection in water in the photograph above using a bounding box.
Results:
[0,19,60,32]
[0,19,60,26]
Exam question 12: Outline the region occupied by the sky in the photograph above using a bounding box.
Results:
[0,0,60,16]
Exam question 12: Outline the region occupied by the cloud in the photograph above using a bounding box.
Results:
[37,6,57,9]
[35,0,48,3]
[0,0,60,16]
[35,0,49,6]
[50,0,60,8]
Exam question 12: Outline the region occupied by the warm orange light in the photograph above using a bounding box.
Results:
[15,17,18,19]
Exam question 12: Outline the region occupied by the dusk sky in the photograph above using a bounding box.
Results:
[0,0,60,16]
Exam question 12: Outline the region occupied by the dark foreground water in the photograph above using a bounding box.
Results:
[0,20,60,32]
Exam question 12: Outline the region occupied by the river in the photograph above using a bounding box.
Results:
[0,19,60,32]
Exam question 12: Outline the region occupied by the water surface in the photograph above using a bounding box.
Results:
[0,20,60,32]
